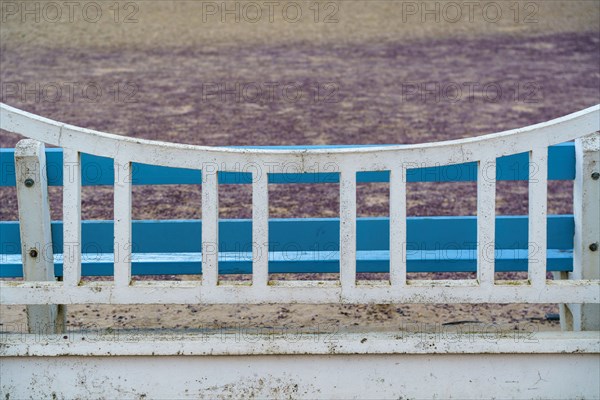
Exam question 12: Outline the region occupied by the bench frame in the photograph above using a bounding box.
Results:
[1,103,599,399]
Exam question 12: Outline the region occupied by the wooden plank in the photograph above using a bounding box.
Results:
[1,104,598,180]
[340,169,357,289]
[0,215,577,277]
[0,143,578,187]
[389,167,406,286]
[252,171,269,286]
[201,167,219,286]
[1,278,598,305]
[529,147,549,287]
[2,336,599,400]
[477,158,496,286]
[0,248,577,278]
[0,215,573,253]
[113,159,132,287]
[62,148,81,286]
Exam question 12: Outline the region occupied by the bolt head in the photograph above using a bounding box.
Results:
[24,178,34,187]
[590,243,599,252]
[29,249,38,258]
[592,172,600,180]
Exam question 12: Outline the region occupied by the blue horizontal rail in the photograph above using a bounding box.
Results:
[0,143,575,186]
[0,216,574,277]
[0,249,572,277]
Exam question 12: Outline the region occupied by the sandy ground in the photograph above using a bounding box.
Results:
[1,0,599,333]
[1,302,561,335]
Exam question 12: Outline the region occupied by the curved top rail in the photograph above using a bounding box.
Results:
[1,102,598,171]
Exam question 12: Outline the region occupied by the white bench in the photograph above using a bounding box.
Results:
[1,103,598,399]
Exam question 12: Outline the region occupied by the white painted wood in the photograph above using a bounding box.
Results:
[2,331,598,357]
[477,158,496,286]
[201,167,219,287]
[0,248,574,264]
[340,169,357,291]
[1,332,598,400]
[2,354,598,400]
[568,132,600,330]
[1,278,597,305]
[528,147,548,287]
[1,103,598,175]
[62,148,81,287]
[389,166,406,287]
[252,171,269,287]
[113,159,132,287]
[14,139,64,334]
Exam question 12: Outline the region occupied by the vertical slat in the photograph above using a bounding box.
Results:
[529,147,548,287]
[389,167,407,287]
[202,168,219,287]
[340,169,357,289]
[15,139,64,333]
[252,171,269,287]
[62,148,81,286]
[114,159,132,287]
[477,158,496,286]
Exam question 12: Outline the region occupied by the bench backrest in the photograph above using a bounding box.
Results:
[0,103,598,308]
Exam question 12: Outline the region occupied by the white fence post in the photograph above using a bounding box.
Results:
[561,132,600,331]
[14,139,65,334]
